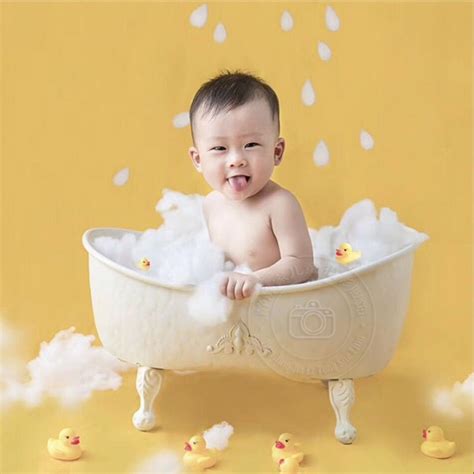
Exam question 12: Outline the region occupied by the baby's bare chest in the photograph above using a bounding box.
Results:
[206,205,280,268]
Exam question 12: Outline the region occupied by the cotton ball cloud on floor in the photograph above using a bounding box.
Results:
[132,451,182,474]
[0,317,18,352]
[203,421,234,450]
[1,326,131,409]
[433,373,474,419]
[0,318,25,409]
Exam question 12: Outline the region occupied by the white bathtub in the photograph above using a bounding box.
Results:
[82,228,427,444]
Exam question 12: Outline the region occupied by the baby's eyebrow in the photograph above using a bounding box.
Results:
[209,133,263,139]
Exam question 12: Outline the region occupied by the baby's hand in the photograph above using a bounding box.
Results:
[220,272,260,300]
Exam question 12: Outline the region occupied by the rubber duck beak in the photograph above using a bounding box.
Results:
[71,436,80,445]
[184,442,192,451]
[422,429,427,439]
[336,249,343,256]
[275,441,285,449]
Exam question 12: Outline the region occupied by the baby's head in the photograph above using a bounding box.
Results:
[188,70,285,201]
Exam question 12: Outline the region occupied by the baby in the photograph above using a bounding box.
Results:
[188,70,318,300]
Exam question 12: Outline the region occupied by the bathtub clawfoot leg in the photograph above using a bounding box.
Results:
[328,379,357,444]
[132,367,163,431]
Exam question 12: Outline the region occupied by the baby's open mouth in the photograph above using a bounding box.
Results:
[227,175,251,192]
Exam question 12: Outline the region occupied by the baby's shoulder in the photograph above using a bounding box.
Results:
[265,184,305,218]
[266,183,300,206]
[204,190,221,206]
[203,190,222,213]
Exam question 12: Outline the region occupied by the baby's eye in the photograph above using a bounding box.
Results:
[211,146,225,151]
[245,142,259,148]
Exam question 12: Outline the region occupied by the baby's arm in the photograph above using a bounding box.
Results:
[252,191,317,286]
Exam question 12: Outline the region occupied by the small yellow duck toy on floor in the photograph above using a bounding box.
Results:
[279,455,301,473]
[183,434,218,472]
[336,243,361,265]
[47,428,82,461]
[421,426,456,459]
[137,258,151,271]
[272,433,304,467]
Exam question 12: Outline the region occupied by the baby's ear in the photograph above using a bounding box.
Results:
[274,138,286,165]
[188,146,202,173]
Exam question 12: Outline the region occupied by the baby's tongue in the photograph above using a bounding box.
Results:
[228,175,248,191]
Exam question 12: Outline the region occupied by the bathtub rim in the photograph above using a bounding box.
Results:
[82,227,428,295]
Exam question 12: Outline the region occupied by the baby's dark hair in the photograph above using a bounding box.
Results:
[189,69,280,144]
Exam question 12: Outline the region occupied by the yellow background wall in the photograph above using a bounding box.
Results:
[1,2,472,473]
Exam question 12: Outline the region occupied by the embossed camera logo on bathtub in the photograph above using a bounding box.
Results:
[289,300,335,339]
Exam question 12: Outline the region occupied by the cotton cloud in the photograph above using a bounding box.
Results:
[132,452,182,474]
[203,421,234,450]
[131,422,234,473]
[433,373,474,419]
[92,191,428,291]
[1,324,131,409]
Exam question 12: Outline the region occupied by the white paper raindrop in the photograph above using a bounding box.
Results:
[302,80,316,106]
[318,41,332,61]
[325,6,340,32]
[214,23,227,43]
[190,4,208,28]
[113,168,130,187]
[313,141,330,166]
[360,130,375,150]
[173,112,190,128]
[280,10,294,31]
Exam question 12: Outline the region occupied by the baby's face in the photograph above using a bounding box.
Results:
[188,98,285,201]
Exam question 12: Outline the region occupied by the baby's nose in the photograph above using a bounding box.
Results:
[228,152,247,167]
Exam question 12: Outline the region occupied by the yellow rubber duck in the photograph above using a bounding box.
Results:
[420,426,456,459]
[279,455,301,473]
[137,258,151,270]
[272,433,304,466]
[335,243,361,265]
[47,428,82,461]
[183,434,218,471]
